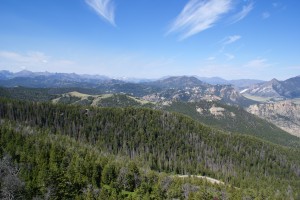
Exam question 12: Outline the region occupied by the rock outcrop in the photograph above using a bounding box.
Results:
[247,101,300,137]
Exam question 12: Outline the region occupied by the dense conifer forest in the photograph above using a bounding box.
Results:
[0,97,299,199]
[164,101,300,148]
[2,86,299,148]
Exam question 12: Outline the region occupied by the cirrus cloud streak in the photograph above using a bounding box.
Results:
[223,35,241,45]
[167,0,233,40]
[229,1,254,24]
[85,0,116,26]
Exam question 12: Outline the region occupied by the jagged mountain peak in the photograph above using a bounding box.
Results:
[270,78,279,83]
[243,75,300,99]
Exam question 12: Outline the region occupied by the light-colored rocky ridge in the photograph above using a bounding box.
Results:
[247,101,300,137]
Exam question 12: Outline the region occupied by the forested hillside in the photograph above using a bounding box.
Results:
[164,101,300,148]
[0,87,57,102]
[1,86,299,147]
[52,92,154,108]
[51,91,300,148]
[0,98,299,199]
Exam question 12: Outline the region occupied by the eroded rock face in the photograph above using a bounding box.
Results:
[142,84,253,106]
[209,105,225,116]
[247,101,300,137]
[196,107,203,114]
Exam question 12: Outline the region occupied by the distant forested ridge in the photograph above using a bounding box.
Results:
[0,97,299,199]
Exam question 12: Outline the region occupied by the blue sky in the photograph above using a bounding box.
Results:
[0,0,299,80]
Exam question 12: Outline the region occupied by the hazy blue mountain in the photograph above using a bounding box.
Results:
[197,76,228,85]
[243,75,300,99]
[148,76,206,89]
[197,76,265,89]
[0,70,13,79]
[0,70,110,82]
[228,79,265,89]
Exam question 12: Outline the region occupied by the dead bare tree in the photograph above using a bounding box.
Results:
[0,154,25,200]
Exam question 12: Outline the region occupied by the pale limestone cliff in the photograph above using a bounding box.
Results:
[247,101,300,137]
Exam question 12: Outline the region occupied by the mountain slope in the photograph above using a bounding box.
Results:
[2,87,295,148]
[0,86,57,102]
[52,91,154,108]
[148,76,206,89]
[2,121,297,199]
[142,76,255,106]
[0,98,299,199]
[281,76,300,98]
[247,101,300,137]
[197,76,264,89]
[163,101,300,148]
[243,75,300,99]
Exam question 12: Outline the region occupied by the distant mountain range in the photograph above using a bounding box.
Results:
[0,70,110,88]
[0,70,256,106]
[0,70,109,80]
[196,76,265,88]
[0,70,264,88]
[242,76,300,99]
[1,70,299,106]
[142,76,254,106]
[147,76,207,89]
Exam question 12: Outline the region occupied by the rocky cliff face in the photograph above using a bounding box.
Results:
[142,84,255,107]
[247,101,300,137]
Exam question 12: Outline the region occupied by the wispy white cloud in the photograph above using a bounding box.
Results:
[0,51,75,72]
[0,51,49,64]
[218,35,241,53]
[167,0,232,40]
[85,0,116,26]
[230,2,254,24]
[223,35,241,45]
[262,12,270,19]
[245,58,270,68]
